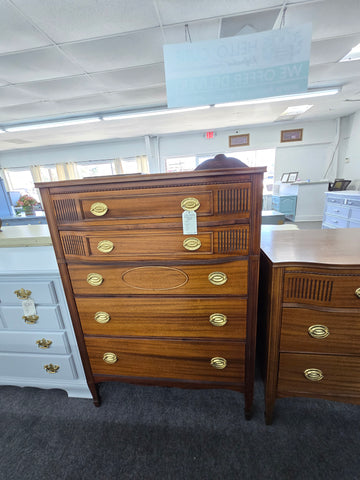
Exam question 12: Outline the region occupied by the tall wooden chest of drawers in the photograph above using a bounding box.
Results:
[258,228,360,424]
[37,167,265,418]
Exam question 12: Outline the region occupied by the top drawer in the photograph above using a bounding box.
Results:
[51,182,252,226]
[283,271,360,308]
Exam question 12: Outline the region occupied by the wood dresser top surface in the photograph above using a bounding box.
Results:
[260,228,360,266]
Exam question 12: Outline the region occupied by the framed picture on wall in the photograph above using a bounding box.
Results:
[288,172,298,182]
[281,128,303,142]
[229,133,249,147]
[281,173,289,182]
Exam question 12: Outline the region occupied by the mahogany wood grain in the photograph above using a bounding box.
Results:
[258,228,360,424]
[280,307,360,355]
[59,225,250,260]
[85,337,245,383]
[278,352,360,397]
[68,260,248,296]
[76,296,247,339]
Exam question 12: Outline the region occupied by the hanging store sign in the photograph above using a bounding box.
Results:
[163,24,312,108]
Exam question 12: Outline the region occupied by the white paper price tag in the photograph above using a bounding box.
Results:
[182,210,197,235]
[22,299,37,317]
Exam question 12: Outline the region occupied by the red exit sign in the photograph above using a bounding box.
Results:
[206,131,214,139]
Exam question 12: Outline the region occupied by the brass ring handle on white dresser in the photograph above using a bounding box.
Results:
[208,272,228,286]
[86,273,104,286]
[97,240,114,253]
[44,364,59,374]
[304,368,324,381]
[183,237,201,251]
[210,357,227,369]
[308,325,330,339]
[103,352,118,364]
[94,311,111,324]
[181,197,200,211]
[90,202,108,216]
[355,288,360,298]
[22,315,39,325]
[36,338,52,349]
[209,313,228,327]
[14,288,32,299]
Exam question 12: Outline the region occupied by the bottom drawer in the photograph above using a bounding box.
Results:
[85,337,245,384]
[0,353,77,380]
[278,353,360,397]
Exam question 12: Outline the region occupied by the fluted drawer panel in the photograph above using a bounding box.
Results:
[86,337,245,383]
[278,353,360,397]
[280,307,360,355]
[283,271,360,308]
[60,225,249,260]
[77,297,247,339]
[68,260,248,296]
[51,181,251,226]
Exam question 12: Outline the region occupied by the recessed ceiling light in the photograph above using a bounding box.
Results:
[280,105,313,116]
[340,42,360,62]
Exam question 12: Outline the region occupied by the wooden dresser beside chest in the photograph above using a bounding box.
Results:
[258,228,360,424]
[37,167,265,418]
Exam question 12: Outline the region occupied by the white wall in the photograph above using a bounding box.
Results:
[0,117,347,183]
[337,111,360,186]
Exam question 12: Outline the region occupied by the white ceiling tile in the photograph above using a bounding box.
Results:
[0,47,85,83]
[61,30,164,72]
[163,20,221,44]
[0,85,42,107]
[103,86,167,108]
[0,100,60,123]
[310,35,360,66]
[17,75,106,100]
[90,64,165,90]
[11,0,159,43]
[0,2,51,54]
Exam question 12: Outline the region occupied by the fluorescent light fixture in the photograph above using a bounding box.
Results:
[5,116,101,132]
[280,105,313,116]
[340,42,360,62]
[214,88,340,108]
[0,128,5,134]
[102,105,210,121]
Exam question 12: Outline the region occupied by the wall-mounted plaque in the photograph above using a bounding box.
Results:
[229,134,249,148]
[281,128,303,142]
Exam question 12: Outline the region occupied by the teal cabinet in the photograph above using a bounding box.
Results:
[271,195,297,220]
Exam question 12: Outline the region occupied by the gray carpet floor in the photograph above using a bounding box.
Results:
[0,372,359,480]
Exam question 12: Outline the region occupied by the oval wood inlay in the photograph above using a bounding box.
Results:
[122,266,189,291]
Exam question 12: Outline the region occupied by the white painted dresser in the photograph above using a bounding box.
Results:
[322,191,360,229]
[0,226,91,398]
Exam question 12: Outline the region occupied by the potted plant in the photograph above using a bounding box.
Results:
[16,194,38,216]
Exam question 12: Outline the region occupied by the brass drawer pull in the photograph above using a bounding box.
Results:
[97,240,114,253]
[86,273,104,286]
[355,288,360,298]
[304,368,324,381]
[14,288,32,299]
[308,325,330,339]
[23,314,39,325]
[94,311,111,324]
[90,202,108,216]
[208,271,228,286]
[210,357,227,369]
[36,338,52,349]
[181,197,200,211]
[209,313,227,327]
[183,237,201,251]
[44,364,59,374]
[103,352,118,364]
